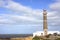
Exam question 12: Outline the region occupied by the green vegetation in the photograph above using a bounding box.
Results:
[55,38,60,40]
[53,33,58,36]
[45,34,52,38]
[43,39,50,40]
[32,36,40,40]
[32,33,60,40]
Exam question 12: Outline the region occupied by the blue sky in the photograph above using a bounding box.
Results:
[13,0,54,9]
[0,0,60,34]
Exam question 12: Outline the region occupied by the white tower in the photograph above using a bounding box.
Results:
[43,9,48,35]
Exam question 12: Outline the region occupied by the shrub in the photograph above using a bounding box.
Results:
[55,38,60,40]
[32,36,40,40]
[53,33,57,36]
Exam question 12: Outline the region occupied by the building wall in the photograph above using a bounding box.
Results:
[33,31,60,37]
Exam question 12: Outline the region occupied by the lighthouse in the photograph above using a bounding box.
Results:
[43,9,48,35]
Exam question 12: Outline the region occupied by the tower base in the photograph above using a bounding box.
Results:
[44,29,48,35]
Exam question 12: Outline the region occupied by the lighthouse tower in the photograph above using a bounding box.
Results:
[43,9,48,35]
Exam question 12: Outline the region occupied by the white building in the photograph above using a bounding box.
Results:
[33,31,60,37]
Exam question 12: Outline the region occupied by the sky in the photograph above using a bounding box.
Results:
[0,0,60,34]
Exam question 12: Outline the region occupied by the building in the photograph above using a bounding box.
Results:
[33,10,60,37]
[33,31,60,37]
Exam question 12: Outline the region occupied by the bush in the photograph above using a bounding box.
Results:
[55,38,60,40]
[32,36,40,40]
[53,33,57,36]
[45,34,52,38]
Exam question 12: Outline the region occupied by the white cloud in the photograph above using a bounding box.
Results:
[0,0,59,27]
[0,0,60,34]
[0,0,43,25]
[48,0,60,26]
[3,0,42,16]
[0,14,43,25]
[0,0,12,7]
[11,15,37,22]
[0,15,15,25]
[49,0,60,10]
[4,1,32,14]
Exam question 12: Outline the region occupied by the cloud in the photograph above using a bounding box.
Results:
[0,0,60,34]
[0,14,43,25]
[49,0,60,10]
[0,0,11,7]
[49,0,60,22]
[5,1,32,13]
[48,0,60,27]
[0,0,43,25]
[0,0,59,26]
[0,14,15,25]
[2,0,42,16]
